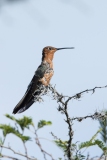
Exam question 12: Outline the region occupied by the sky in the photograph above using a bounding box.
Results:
[0,0,107,159]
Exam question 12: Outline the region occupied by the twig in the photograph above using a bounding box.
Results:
[71,111,107,122]
[50,132,61,141]
[0,136,6,154]
[33,126,55,160]
[49,84,107,104]
[50,132,66,145]
[65,85,107,103]
[49,85,74,160]
[0,145,36,160]
[86,152,90,160]
[0,154,19,160]
[23,141,29,160]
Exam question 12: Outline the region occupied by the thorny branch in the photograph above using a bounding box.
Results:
[49,84,107,103]
[47,84,107,160]
[49,85,74,160]
[71,111,107,122]
[0,84,107,160]
[65,85,107,104]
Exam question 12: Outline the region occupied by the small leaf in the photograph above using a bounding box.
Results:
[94,139,107,152]
[15,134,31,142]
[0,124,16,137]
[0,124,31,142]
[98,110,107,145]
[5,114,34,131]
[0,137,3,145]
[79,139,107,153]
[90,128,102,142]
[54,140,68,152]
[79,129,102,149]
[79,141,94,149]
[74,154,86,160]
[5,114,15,121]
[16,116,34,131]
[38,120,52,129]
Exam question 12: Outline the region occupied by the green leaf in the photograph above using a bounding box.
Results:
[74,153,86,160]
[98,110,107,144]
[5,114,15,121]
[54,140,68,152]
[0,124,31,142]
[94,139,107,152]
[79,139,107,153]
[79,129,102,149]
[38,120,52,129]
[5,114,34,131]
[79,141,94,149]
[0,124,16,137]
[0,137,3,145]
[15,133,31,142]
[90,128,102,142]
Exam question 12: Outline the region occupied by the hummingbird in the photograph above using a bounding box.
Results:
[13,46,74,114]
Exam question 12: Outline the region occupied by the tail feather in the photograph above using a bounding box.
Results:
[13,86,44,114]
[13,75,39,114]
[14,100,34,114]
[12,92,34,114]
[13,75,48,114]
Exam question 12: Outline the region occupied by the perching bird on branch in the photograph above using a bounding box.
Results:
[13,46,74,114]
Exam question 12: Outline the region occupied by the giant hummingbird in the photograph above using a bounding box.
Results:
[13,46,74,114]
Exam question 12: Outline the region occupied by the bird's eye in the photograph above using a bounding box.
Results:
[48,47,52,50]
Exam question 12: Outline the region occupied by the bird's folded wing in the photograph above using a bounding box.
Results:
[13,62,50,114]
[13,75,39,114]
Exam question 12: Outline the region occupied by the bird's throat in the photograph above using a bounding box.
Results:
[43,53,54,62]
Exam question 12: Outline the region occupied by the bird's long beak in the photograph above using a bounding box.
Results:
[56,47,74,50]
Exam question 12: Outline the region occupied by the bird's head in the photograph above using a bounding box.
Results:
[42,46,74,61]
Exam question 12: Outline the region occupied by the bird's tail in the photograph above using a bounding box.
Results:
[13,84,48,114]
[13,100,34,114]
[12,92,35,114]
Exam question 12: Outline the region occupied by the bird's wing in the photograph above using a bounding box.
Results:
[13,62,49,114]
